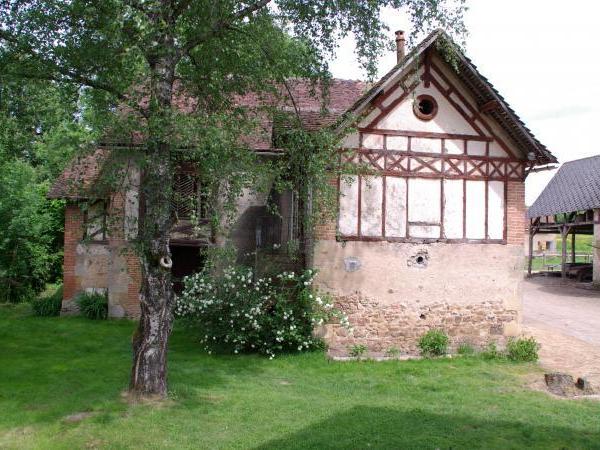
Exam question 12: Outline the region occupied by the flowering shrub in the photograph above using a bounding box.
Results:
[175,266,349,358]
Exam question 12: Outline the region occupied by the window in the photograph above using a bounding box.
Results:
[413,94,438,121]
[172,171,209,222]
[84,200,108,241]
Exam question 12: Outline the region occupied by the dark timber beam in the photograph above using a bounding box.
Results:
[561,224,569,279]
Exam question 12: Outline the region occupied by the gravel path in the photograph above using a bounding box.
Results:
[522,276,600,386]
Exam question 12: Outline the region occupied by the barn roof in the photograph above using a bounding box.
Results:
[527,155,600,218]
[340,29,557,166]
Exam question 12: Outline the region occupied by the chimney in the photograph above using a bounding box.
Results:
[395,30,406,62]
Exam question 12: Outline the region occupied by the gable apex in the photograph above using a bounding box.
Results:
[339,29,556,166]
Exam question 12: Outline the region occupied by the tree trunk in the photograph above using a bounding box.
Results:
[130,262,173,396]
[129,38,177,397]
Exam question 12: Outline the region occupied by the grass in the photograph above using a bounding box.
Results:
[528,234,594,271]
[2,304,600,449]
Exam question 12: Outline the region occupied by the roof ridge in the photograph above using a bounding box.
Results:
[562,154,600,165]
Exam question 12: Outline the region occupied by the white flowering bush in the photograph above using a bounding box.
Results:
[175,266,349,358]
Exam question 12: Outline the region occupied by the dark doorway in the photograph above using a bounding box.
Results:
[170,245,205,294]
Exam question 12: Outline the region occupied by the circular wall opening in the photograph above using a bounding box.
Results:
[413,94,438,121]
[416,256,424,264]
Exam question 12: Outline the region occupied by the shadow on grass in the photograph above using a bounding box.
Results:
[0,306,266,428]
[255,406,600,449]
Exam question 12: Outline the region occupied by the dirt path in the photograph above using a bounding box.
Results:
[523,277,600,386]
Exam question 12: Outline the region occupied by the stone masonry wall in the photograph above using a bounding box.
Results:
[324,294,518,356]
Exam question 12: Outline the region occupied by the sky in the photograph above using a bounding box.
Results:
[328,0,600,205]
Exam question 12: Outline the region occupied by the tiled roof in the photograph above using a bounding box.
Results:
[527,156,600,218]
[48,79,366,199]
[49,30,556,200]
[47,149,110,200]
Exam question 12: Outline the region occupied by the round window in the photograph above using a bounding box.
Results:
[413,94,438,121]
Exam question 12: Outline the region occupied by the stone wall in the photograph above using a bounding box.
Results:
[313,240,523,355]
[324,294,519,355]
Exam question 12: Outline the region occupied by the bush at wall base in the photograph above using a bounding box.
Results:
[31,285,63,317]
[418,329,449,357]
[76,291,108,320]
[175,266,349,358]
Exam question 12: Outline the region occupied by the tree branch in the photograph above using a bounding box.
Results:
[0,29,149,119]
[179,0,272,56]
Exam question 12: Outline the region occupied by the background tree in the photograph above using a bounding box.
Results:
[0,79,92,301]
[0,0,466,398]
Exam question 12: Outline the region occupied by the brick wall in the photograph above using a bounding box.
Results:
[63,203,84,301]
[506,180,526,246]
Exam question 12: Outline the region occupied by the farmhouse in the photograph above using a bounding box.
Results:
[48,30,556,354]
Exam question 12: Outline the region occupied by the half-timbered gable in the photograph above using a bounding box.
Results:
[313,30,556,356]
[337,50,531,245]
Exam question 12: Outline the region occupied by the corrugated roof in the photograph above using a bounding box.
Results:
[527,155,600,218]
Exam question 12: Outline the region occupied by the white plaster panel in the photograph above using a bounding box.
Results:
[409,224,441,239]
[387,135,409,151]
[474,119,492,137]
[444,139,464,155]
[385,177,407,238]
[338,176,359,236]
[411,138,441,154]
[342,132,360,149]
[358,107,383,127]
[408,178,441,223]
[375,85,479,135]
[431,70,449,92]
[466,180,486,239]
[489,140,509,158]
[362,133,384,149]
[381,85,405,108]
[467,140,487,156]
[443,179,463,239]
[360,176,383,236]
[488,181,505,239]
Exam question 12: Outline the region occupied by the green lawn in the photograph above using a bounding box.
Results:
[2,305,600,449]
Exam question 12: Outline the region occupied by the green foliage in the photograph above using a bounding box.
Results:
[175,266,348,358]
[349,344,368,358]
[76,291,108,320]
[481,342,503,360]
[0,78,93,302]
[506,337,540,362]
[457,342,475,356]
[385,347,401,358]
[0,159,62,302]
[418,329,449,357]
[31,285,63,317]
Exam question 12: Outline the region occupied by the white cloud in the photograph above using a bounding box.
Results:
[327,0,600,205]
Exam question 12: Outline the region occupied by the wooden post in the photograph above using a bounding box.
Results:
[561,225,568,279]
[527,223,534,276]
[571,231,576,263]
[542,252,546,269]
[594,209,600,286]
